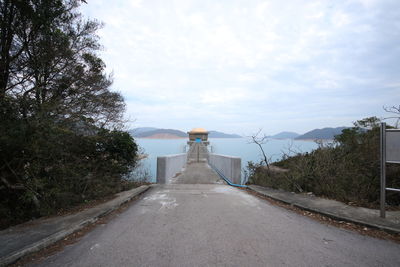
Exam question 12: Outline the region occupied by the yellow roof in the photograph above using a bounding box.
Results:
[189,127,208,134]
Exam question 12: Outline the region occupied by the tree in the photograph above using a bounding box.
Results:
[247,117,400,206]
[0,0,28,99]
[384,105,400,127]
[248,129,271,169]
[0,0,137,229]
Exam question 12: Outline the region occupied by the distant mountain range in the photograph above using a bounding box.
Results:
[295,127,348,140]
[129,128,186,139]
[131,127,158,135]
[129,128,242,139]
[129,126,349,140]
[269,127,348,140]
[209,131,242,138]
[270,131,300,139]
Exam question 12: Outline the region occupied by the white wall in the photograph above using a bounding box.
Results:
[208,154,242,184]
[156,154,187,184]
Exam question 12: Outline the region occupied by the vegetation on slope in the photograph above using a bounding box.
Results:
[0,0,139,229]
[295,127,348,140]
[247,117,400,208]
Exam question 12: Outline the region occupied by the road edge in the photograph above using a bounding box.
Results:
[248,185,400,234]
[0,185,150,266]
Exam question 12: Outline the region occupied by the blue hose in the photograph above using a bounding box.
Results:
[209,163,248,188]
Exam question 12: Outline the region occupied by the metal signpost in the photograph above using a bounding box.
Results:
[380,122,400,218]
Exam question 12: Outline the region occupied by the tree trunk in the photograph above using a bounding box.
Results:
[0,0,15,99]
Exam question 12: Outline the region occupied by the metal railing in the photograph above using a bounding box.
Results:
[380,122,400,218]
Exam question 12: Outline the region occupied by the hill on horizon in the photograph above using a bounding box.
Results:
[295,127,348,140]
[129,127,158,136]
[208,131,241,138]
[130,127,351,140]
[270,131,300,139]
[130,128,187,138]
[129,128,242,139]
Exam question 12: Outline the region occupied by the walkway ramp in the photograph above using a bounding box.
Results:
[156,142,241,185]
[187,142,209,163]
[170,162,224,184]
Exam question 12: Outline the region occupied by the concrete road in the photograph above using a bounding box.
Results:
[33,184,400,267]
[170,162,223,184]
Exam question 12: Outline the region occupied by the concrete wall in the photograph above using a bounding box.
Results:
[187,143,209,163]
[208,154,242,184]
[188,133,208,141]
[156,153,187,184]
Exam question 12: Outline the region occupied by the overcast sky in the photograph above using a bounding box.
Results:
[80,0,400,135]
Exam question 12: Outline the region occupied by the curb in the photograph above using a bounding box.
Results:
[0,185,150,266]
[247,185,400,235]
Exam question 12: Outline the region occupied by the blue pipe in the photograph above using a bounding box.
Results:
[209,163,248,188]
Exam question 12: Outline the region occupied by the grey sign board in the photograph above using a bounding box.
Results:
[380,124,400,218]
[386,131,400,162]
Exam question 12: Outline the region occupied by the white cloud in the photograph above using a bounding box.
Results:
[332,11,352,27]
[80,0,400,133]
[353,0,379,8]
[200,87,248,105]
[129,0,142,8]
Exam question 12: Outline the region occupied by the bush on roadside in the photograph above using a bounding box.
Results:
[0,1,141,229]
[0,110,139,228]
[247,117,400,208]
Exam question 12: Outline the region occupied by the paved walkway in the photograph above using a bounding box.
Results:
[2,175,400,266]
[170,162,223,184]
[249,185,400,234]
[33,184,400,267]
[187,143,209,163]
[0,186,149,266]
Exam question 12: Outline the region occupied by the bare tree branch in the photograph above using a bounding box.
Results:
[248,129,270,169]
[383,105,400,127]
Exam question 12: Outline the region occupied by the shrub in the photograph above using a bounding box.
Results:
[247,117,400,207]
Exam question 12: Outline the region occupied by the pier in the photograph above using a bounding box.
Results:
[156,128,242,185]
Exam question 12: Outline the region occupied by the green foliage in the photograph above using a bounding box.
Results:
[0,0,140,229]
[248,117,400,207]
[0,107,139,227]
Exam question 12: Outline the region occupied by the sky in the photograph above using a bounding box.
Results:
[80,0,400,135]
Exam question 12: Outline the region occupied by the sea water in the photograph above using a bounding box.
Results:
[135,138,319,183]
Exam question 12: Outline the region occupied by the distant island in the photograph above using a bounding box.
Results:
[208,131,242,138]
[129,128,242,139]
[130,126,349,140]
[295,127,348,140]
[131,129,187,139]
[270,131,300,139]
[269,127,348,140]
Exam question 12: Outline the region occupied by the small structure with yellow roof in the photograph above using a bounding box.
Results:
[187,127,209,145]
